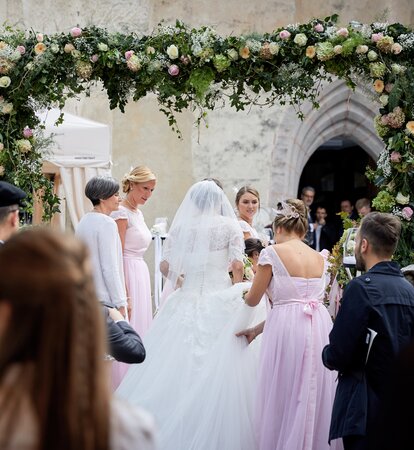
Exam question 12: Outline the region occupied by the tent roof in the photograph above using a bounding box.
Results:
[37,109,111,168]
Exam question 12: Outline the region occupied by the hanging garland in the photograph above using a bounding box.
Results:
[0,15,413,264]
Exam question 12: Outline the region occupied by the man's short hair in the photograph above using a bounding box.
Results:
[301,186,315,196]
[359,212,401,257]
[0,205,19,224]
[355,197,371,211]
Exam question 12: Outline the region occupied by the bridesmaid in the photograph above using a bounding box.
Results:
[235,186,260,239]
[112,166,156,336]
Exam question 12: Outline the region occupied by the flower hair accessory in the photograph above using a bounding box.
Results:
[274,201,300,219]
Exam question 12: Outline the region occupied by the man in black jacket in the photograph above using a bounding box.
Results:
[104,304,146,364]
[322,212,414,450]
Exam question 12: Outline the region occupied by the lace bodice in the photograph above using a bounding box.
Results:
[259,246,329,305]
[163,216,244,292]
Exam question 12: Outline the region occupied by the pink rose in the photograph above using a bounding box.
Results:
[22,127,33,138]
[125,50,134,60]
[402,207,413,220]
[314,23,324,32]
[16,45,26,55]
[70,27,82,38]
[168,64,180,76]
[390,151,402,163]
[90,54,98,63]
[36,33,44,42]
[336,28,349,38]
[279,30,291,40]
[384,83,393,93]
[391,43,402,54]
[371,33,383,43]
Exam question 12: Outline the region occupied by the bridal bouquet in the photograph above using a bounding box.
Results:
[243,254,254,281]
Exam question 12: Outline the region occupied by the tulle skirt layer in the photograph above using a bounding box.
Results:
[116,282,266,450]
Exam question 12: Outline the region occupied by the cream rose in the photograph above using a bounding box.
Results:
[0,76,11,88]
[166,44,179,59]
[395,192,410,205]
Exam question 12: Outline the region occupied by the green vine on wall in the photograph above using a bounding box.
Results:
[0,15,413,263]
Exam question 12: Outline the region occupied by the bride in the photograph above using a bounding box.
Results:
[116,180,265,450]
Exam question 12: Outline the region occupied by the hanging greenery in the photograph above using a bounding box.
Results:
[0,15,413,264]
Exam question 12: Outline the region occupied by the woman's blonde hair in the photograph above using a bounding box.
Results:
[0,228,109,450]
[235,186,260,210]
[122,166,156,193]
[272,199,308,237]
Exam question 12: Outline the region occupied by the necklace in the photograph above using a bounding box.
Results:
[125,196,138,211]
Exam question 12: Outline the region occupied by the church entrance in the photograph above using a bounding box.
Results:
[298,137,377,217]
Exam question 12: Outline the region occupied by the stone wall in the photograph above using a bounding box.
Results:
[1,0,413,264]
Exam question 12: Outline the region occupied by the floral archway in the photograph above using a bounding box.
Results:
[0,15,413,264]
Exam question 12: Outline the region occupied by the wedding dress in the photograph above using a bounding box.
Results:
[116,180,266,450]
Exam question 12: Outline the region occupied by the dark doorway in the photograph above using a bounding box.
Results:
[298,137,377,216]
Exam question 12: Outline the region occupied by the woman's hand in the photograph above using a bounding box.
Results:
[236,327,257,344]
[236,321,265,344]
[118,305,127,319]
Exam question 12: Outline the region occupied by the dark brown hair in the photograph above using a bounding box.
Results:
[0,228,109,450]
[272,199,308,237]
[359,212,401,257]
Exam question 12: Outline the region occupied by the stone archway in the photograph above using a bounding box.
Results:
[269,80,384,202]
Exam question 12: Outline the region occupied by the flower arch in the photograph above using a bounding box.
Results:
[0,15,413,264]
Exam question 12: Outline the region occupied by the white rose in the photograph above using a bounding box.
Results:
[166,44,179,59]
[356,45,368,54]
[1,102,13,114]
[395,192,410,205]
[334,45,343,55]
[0,76,11,88]
[0,165,5,176]
[97,42,108,52]
[367,50,378,61]
[379,94,389,106]
[226,48,239,61]
[50,43,60,54]
[293,33,308,47]
[268,42,280,55]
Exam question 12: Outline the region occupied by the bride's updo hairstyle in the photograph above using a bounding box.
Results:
[122,165,156,193]
[272,199,308,238]
[190,179,222,212]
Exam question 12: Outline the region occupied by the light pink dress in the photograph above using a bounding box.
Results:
[110,206,152,390]
[112,206,153,335]
[255,246,336,450]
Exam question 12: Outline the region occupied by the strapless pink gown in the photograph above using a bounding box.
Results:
[255,246,336,450]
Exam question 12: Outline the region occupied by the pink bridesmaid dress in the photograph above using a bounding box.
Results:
[110,206,153,390]
[255,246,336,450]
[112,205,153,335]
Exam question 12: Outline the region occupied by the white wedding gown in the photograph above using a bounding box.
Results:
[116,218,266,450]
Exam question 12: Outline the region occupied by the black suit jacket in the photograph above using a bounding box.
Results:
[104,307,146,364]
[322,262,414,441]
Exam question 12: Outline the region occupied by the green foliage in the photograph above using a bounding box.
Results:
[0,17,413,268]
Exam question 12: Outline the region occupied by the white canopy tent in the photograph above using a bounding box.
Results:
[37,109,112,229]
